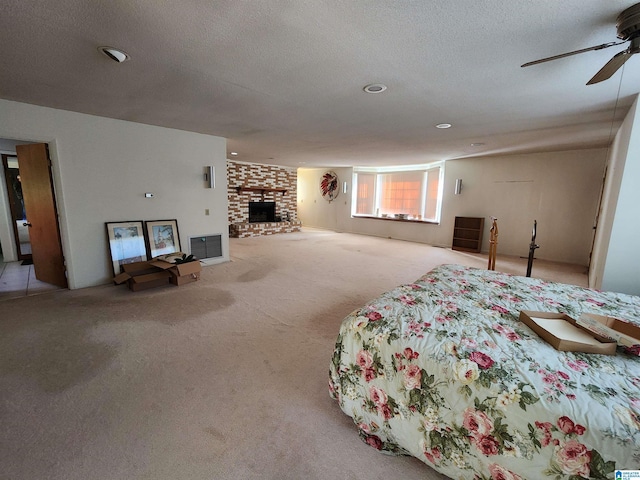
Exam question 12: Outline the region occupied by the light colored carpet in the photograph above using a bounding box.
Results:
[0,228,587,480]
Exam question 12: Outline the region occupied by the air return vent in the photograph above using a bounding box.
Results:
[189,234,222,260]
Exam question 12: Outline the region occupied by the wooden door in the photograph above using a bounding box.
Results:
[15,143,67,288]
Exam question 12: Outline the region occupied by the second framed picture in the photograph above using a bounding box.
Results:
[145,219,181,258]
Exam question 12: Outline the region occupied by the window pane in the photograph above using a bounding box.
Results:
[356,173,375,215]
[379,172,423,216]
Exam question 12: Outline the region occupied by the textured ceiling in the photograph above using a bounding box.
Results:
[1,1,639,167]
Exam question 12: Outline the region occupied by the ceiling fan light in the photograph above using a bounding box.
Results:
[617,3,640,40]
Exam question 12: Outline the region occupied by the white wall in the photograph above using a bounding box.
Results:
[0,99,229,289]
[297,167,352,233]
[590,95,640,295]
[298,149,606,266]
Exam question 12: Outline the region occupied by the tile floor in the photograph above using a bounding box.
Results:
[0,256,62,300]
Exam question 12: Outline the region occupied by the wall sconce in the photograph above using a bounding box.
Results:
[454,178,462,195]
[204,166,215,188]
[342,181,348,194]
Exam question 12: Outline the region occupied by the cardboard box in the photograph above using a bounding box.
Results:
[112,256,201,291]
[148,260,172,270]
[128,271,171,292]
[170,271,199,286]
[120,261,160,276]
[171,261,201,276]
[150,256,201,286]
[113,272,130,285]
[169,261,202,286]
[576,313,640,353]
[113,261,162,285]
[519,311,616,355]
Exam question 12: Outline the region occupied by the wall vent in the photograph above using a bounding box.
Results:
[189,234,222,260]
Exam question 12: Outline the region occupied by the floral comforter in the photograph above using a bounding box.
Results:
[329,264,640,479]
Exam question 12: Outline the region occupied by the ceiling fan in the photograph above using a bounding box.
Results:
[522,3,640,85]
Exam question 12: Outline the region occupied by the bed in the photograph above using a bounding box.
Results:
[329,264,640,479]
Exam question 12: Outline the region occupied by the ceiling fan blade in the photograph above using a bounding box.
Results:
[586,50,633,84]
[521,41,624,68]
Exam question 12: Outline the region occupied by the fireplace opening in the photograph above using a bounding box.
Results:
[248,201,276,223]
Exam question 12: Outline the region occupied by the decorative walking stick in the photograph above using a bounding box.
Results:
[526,220,539,277]
[487,217,498,270]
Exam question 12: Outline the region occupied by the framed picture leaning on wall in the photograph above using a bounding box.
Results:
[105,220,148,275]
[145,219,181,258]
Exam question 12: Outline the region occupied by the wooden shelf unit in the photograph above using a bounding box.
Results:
[452,216,484,253]
[235,186,287,196]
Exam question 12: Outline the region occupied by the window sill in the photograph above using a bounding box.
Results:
[352,215,439,225]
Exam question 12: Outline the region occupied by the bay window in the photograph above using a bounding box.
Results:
[353,163,443,222]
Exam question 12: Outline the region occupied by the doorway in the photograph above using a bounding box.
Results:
[0,140,67,291]
[2,153,32,262]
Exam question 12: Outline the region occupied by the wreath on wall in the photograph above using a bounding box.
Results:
[320,171,339,202]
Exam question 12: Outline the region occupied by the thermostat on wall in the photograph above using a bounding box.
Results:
[145,193,154,198]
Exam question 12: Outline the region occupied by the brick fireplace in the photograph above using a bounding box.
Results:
[227,160,301,238]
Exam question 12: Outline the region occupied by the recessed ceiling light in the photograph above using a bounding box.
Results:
[435,123,452,129]
[363,83,387,94]
[98,46,130,63]
[470,142,485,147]
[230,152,238,156]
